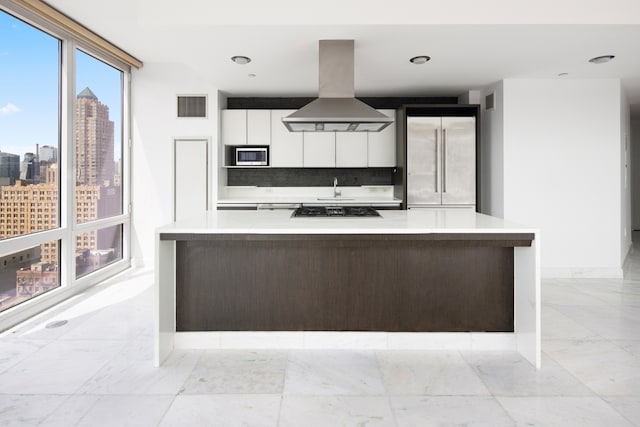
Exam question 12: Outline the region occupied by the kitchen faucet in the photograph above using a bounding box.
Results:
[333,177,341,197]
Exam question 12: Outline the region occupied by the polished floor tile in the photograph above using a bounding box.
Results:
[284,350,386,396]
[390,396,515,427]
[603,397,640,426]
[376,351,490,396]
[75,395,174,427]
[78,349,200,395]
[544,339,640,396]
[461,351,594,397]
[279,396,395,427]
[159,395,281,427]
[182,350,287,394]
[0,394,67,427]
[497,396,636,427]
[0,340,124,394]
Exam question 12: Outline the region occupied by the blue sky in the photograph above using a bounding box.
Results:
[0,10,122,162]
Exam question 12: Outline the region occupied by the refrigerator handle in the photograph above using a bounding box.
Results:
[442,129,447,193]
[434,129,438,192]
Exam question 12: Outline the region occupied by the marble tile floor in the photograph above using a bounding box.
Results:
[1,243,640,426]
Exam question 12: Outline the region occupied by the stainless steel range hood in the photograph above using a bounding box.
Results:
[282,40,393,132]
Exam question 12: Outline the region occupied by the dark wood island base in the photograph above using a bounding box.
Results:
[169,233,533,333]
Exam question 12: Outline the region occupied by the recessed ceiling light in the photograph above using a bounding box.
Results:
[231,55,251,65]
[588,55,615,64]
[558,72,569,77]
[409,55,431,65]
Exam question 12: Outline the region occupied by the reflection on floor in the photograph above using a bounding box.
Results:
[1,241,640,426]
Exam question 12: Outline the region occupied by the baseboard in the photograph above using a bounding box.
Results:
[541,267,623,279]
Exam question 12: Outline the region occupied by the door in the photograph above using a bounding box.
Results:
[441,117,476,205]
[368,109,396,167]
[271,110,303,167]
[336,132,367,167]
[174,139,208,221]
[407,117,441,205]
[303,132,336,167]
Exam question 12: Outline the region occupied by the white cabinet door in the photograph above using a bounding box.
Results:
[303,132,335,167]
[175,139,208,221]
[368,109,396,167]
[222,109,246,145]
[247,110,271,145]
[336,132,367,167]
[271,110,303,167]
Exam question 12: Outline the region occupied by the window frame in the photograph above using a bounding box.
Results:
[0,5,131,330]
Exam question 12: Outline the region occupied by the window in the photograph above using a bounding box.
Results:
[0,242,60,312]
[0,11,60,241]
[0,6,131,320]
[75,50,123,222]
[76,225,122,279]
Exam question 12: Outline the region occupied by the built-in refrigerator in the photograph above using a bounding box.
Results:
[406,116,476,208]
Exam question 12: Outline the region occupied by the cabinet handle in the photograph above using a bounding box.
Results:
[442,129,447,193]
[434,129,438,192]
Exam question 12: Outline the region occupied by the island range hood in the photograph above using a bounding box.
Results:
[282,40,393,132]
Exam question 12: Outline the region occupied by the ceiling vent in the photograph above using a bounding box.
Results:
[485,92,495,110]
[177,95,207,118]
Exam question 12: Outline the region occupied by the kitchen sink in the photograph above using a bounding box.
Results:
[316,197,355,201]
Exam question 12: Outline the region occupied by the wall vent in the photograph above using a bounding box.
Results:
[485,92,495,110]
[177,95,207,118]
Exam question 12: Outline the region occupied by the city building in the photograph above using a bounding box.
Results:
[15,261,58,300]
[19,152,38,181]
[38,145,57,163]
[76,87,115,187]
[0,151,19,186]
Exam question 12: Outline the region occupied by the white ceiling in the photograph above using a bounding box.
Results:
[47,0,640,116]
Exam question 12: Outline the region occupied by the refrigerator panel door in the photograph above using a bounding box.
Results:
[441,117,476,205]
[407,117,441,205]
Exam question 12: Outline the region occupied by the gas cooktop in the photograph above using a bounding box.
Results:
[292,206,381,218]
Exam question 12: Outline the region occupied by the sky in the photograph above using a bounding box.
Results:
[0,10,122,162]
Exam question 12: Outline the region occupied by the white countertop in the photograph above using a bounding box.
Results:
[158,208,537,235]
[217,185,401,206]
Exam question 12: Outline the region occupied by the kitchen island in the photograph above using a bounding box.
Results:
[156,209,540,367]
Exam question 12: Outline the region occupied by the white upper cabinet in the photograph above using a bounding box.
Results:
[222,109,271,146]
[336,132,368,167]
[271,110,303,167]
[303,132,335,167]
[222,109,247,146]
[247,110,271,145]
[368,109,396,167]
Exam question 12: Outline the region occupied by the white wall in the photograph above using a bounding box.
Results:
[502,79,622,277]
[479,81,504,217]
[131,63,219,266]
[620,90,632,263]
[632,119,640,231]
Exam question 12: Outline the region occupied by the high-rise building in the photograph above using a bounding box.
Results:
[39,145,57,163]
[0,151,20,186]
[76,87,115,187]
[19,152,38,181]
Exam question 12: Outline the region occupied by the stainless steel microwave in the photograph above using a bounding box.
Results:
[235,147,268,166]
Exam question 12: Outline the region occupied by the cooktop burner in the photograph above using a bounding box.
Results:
[292,206,381,218]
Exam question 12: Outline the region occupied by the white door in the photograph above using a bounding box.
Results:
[336,132,367,167]
[174,139,208,221]
[271,110,303,167]
[368,109,396,167]
[303,132,336,167]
